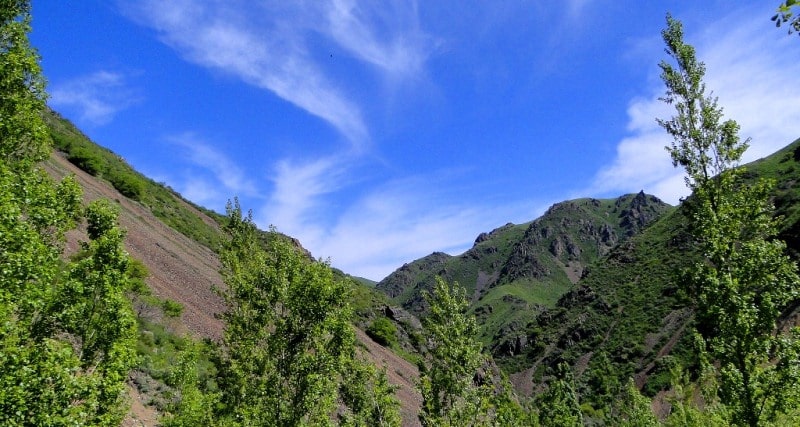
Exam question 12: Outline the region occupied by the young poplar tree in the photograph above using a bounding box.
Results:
[418,277,527,426]
[0,3,137,424]
[773,1,800,34]
[658,15,800,426]
[418,277,487,426]
[535,363,583,427]
[215,200,399,426]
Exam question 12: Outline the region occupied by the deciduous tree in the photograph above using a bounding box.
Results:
[0,2,137,424]
[214,200,399,426]
[772,1,800,35]
[418,277,527,426]
[659,14,800,426]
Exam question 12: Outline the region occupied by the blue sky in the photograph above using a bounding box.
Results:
[31,1,800,280]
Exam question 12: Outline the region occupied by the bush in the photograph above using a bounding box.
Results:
[366,317,397,348]
[127,258,150,279]
[67,146,105,176]
[162,299,184,318]
[110,172,145,200]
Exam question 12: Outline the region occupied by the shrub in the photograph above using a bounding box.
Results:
[366,317,398,348]
[127,258,150,279]
[162,299,184,318]
[110,172,145,200]
[67,146,105,176]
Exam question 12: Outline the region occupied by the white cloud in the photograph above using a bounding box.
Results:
[261,156,348,243]
[49,70,140,125]
[325,0,431,77]
[258,164,543,280]
[154,133,260,211]
[169,133,257,197]
[122,0,432,148]
[588,7,800,205]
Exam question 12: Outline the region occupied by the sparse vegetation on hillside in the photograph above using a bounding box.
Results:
[7,1,800,425]
[44,109,227,251]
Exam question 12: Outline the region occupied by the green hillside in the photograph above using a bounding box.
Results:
[377,192,673,349]
[509,137,800,408]
[374,137,800,411]
[44,109,228,252]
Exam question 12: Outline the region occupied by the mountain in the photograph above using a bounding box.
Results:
[518,138,800,405]
[375,137,800,408]
[376,192,673,350]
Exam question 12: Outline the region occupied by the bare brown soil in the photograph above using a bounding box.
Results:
[45,153,421,426]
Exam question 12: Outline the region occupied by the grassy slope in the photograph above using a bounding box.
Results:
[44,109,227,252]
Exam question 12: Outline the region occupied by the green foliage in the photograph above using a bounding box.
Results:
[67,145,105,176]
[659,15,800,426]
[338,359,402,427]
[0,4,138,424]
[127,257,149,279]
[0,0,48,166]
[535,363,583,427]
[418,277,527,426]
[126,258,150,294]
[162,299,184,318]
[211,200,399,426]
[109,170,145,200]
[160,343,220,427]
[773,1,800,35]
[586,351,621,412]
[418,277,486,425]
[613,379,659,427]
[366,316,398,348]
[0,188,137,426]
[663,364,730,427]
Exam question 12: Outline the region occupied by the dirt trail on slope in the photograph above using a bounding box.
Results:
[46,153,421,426]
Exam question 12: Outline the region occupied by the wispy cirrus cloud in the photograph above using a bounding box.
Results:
[262,155,349,244]
[49,70,140,125]
[121,0,432,148]
[587,7,800,204]
[325,0,432,77]
[258,163,544,280]
[169,133,257,196]
[120,0,448,278]
[160,133,259,210]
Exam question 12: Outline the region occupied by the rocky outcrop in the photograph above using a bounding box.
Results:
[618,191,667,236]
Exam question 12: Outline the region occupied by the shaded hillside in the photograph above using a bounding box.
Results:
[377,192,672,350]
[508,207,695,400]
[374,138,800,410]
